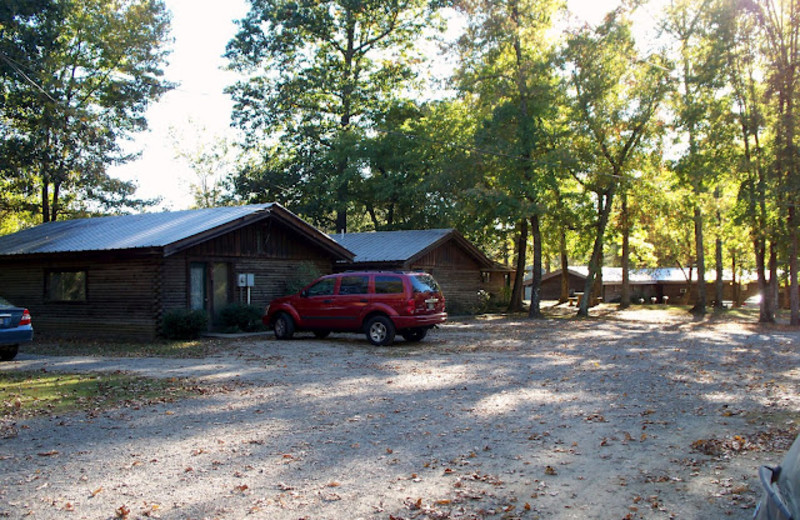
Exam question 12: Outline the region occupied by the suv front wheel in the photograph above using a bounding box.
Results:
[365,316,395,346]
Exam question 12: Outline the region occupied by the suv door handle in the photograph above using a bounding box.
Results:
[360,299,368,303]
[323,299,333,303]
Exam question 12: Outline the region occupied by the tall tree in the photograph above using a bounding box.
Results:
[562,7,670,317]
[453,0,563,317]
[226,0,434,233]
[662,0,732,315]
[720,0,779,322]
[753,0,800,324]
[0,0,172,222]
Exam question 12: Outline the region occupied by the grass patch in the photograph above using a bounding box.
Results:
[23,337,230,359]
[1,371,199,420]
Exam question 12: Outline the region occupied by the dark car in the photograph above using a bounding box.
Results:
[263,271,447,346]
[755,432,800,519]
[0,296,33,361]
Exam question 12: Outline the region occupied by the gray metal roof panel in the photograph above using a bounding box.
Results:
[0,204,274,256]
[332,229,453,263]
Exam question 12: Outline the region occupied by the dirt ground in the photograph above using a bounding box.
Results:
[1,308,799,519]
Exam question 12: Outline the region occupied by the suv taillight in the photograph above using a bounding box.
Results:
[19,309,31,326]
[406,298,416,315]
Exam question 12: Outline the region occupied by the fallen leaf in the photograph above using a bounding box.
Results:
[37,450,59,457]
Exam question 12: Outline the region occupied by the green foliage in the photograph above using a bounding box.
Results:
[217,303,264,333]
[0,0,173,222]
[284,261,323,296]
[161,309,208,340]
[226,0,437,232]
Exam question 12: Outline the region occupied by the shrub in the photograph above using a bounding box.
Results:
[284,261,322,295]
[218,303,264,332]
[161,309,208,340]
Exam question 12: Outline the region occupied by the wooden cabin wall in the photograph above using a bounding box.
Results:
[0,253,162,339]
[412,241,485,314]
[162,220,335,319]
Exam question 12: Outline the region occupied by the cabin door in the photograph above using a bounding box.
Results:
[211,262,229,321]
[189,262,231,322]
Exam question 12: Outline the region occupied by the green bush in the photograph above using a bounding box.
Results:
[284,261,322,295]
[161,309,208,340]
[218,303,264,332]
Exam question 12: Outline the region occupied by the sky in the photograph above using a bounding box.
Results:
[110,0,658,211]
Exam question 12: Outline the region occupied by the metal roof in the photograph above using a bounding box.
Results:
[332,229,454,263]
[0,204,275,256]
[536,266,747,284]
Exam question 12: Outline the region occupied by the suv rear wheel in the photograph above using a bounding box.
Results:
[273,313,295,340]
[402,328,428,342]
[365,316,395,346]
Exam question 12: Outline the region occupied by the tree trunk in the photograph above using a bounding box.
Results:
[755,237,774,322]
[732,252,741,308]
[691,205,707,315]
[335,206,347,234]
[559,226,569,304]
[529,215,543,319]
[790,205,799,324]
[41,183,50,223]
[578,189,615,317]
[770,243,779,313]
[620,190,630,309]
[714,235,724,309]
[508,218,528,313]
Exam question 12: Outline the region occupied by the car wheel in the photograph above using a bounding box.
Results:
[313,330,331,339]
[365,316,395,346]
[402,328,428,342]
[0,344,19,362]
[273,313,295,340]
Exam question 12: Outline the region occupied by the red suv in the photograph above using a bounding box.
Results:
[263,271,447,346]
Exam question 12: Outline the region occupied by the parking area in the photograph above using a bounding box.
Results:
[1,312,798,519]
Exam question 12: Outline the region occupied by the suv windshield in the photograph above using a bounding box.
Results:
[410,274,440,293]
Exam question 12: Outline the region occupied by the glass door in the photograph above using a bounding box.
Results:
[189,263,207,311]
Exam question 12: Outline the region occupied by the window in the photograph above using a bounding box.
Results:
[410,274,441,293]
[46,270,87,302]
[375,275,404,294]
[481,271,491,283]
[338,275,368,295]
[306,278,335,297]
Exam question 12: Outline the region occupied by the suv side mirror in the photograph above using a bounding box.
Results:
[300,290,308,298]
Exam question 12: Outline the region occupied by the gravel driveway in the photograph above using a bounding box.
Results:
[1,312,798,519]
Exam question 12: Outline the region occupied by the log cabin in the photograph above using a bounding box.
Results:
[0,204,352,339]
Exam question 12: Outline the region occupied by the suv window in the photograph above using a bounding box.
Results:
[339,275,369,295]
[375,275,404,294]
[306,278,335,297]
[410,274,440,293]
